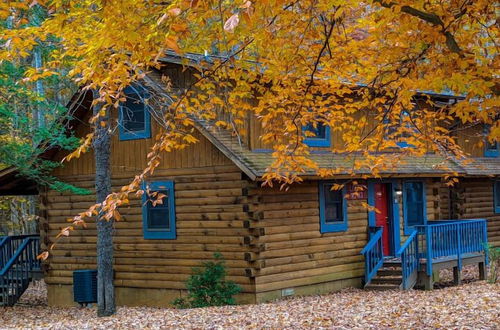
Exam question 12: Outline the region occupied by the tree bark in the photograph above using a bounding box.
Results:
[92,92,115,316]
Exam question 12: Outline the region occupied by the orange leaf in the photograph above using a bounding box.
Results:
[37,251,49,261]
[165,35,181,53]
[171,23,188,33]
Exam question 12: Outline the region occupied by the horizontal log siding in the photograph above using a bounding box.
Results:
[447,179,500,247]
[42,164,258,293]
[245,181,367,293]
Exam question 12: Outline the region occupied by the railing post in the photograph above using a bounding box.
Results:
[456,223,462,271]
[425,225,432,276]
[482,219,489,266]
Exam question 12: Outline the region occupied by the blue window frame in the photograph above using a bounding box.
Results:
[142,181,176,239]
[304,123,331,147]
[319,182,348,233]
[383,110,415,148]
[119,85,151,141]
[484,125,498,157]
[403,181,426,234]
[485,141,499,157]
[494,181,500,214]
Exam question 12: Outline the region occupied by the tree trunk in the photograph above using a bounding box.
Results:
[92,94,115,316]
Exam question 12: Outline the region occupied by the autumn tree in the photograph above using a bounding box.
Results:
[1,0,498,316]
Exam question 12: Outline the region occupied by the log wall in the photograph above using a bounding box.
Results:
[243,181,367,301]
[440,179,500,247]
[43,129,260,306]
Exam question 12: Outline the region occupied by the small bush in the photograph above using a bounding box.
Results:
[173,253,241,308]
[484,243,500,283]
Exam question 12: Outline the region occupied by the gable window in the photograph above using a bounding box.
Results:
[485,140,499,157]
[484,125,498,157]
[383,110,415,148]
[119,85,151,141]
[403,181,426,234]
[304,123,331,147]
[142,181,176,239]
[319,182,348,232]
[494,181,500,214]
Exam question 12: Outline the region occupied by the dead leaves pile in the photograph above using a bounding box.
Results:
[1,266,499,329]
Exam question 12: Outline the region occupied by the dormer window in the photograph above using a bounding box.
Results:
[303,123,331,147]
[119,85,151,141]
[484,125,499,157]
[383,110,415,148]
[485,141,499,157]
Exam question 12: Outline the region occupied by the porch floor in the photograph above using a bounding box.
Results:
[417,252,486,289]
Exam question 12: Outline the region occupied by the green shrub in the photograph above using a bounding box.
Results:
[173,253,241,308]
[484,243,500,283]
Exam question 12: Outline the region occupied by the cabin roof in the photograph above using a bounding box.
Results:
[0,167,38,196]
[193,118,467,179]
[454,158,500,177]
[144,66,497,180]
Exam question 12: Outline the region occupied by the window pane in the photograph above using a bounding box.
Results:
[304,123,326,139]
[323,185,343,223]
[146,190,170,230]
[148,208,170,230]
[405,182,423,202]
[406,202,423,227]
[325,203,343,223]
[122,95,145,132]
[405,182,424,226]
[487,141,498,151]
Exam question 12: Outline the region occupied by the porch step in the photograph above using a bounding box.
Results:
[371,276,402,285]
[364,283,401,291]
[377,269,401,276]
[365,259,404,291]
[383,260,402,268]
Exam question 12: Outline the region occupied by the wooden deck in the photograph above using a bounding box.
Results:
[362,219,488,290]
[417,252,486,289]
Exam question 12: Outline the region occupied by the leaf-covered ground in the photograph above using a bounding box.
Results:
[1,266,499,329]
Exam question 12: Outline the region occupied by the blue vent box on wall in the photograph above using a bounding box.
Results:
[73,269,97,305]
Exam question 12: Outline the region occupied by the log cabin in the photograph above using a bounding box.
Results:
[0,53,499,307]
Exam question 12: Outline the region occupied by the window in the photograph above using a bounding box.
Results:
[403,181,426,234]
[494,181,500,214]
[485,140,499,157]
[119,85,151,141]
[142,181,176,239]
[383,110,414,148]
[484,125,498,157]
[304,123,331,147]
[319,182,348,232]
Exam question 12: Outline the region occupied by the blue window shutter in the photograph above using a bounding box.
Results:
[304,124,331,147]
[319,182,348,233]
[142,181,176,239]
[403,181,426,235]
[119,85,151,141]
[494,181,500,214]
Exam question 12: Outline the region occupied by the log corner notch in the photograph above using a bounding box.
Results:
[242,184,265,279]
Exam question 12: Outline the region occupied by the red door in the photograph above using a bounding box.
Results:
[374,183,391,256]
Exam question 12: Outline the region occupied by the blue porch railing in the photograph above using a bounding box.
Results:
[416,219,488,276]
[396,230,418,289]
[0,236,40,306]
[0,235,38,270]
[360,227,384,285]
